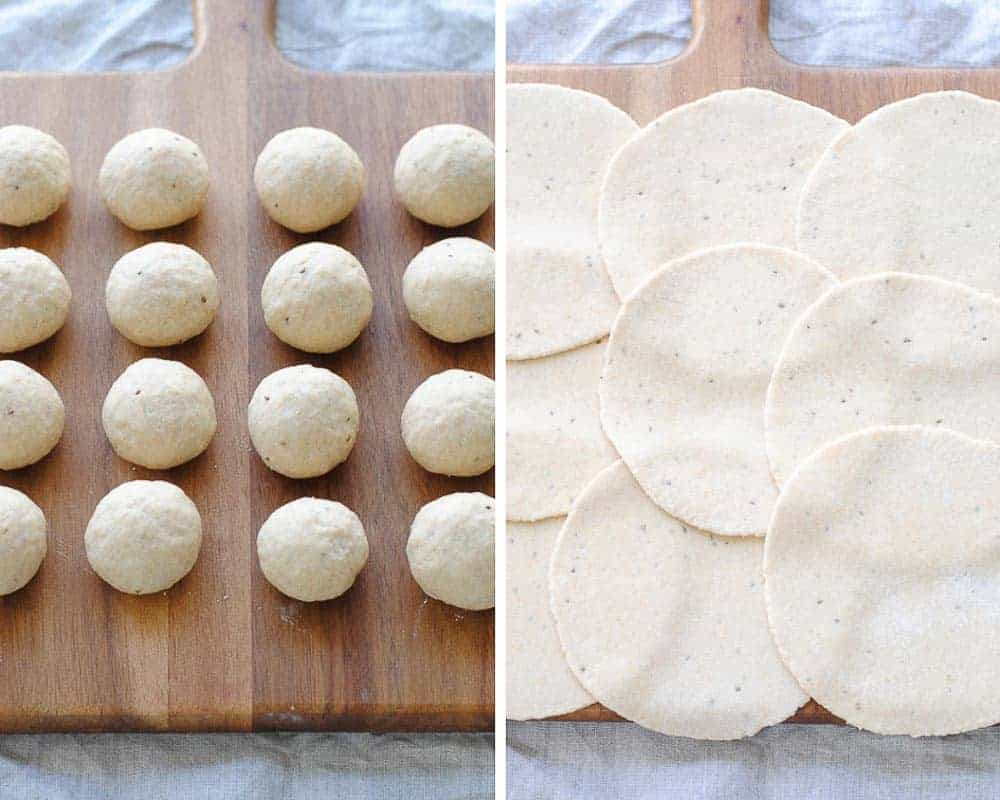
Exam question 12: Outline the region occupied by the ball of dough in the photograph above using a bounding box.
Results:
[407,492,495,610]
[85,480,202,594]
[254,127,364,233]
[102,358,216,469]
[261,242,372,353]
[0,247,71,352]
[0,361,64,470]
[106,242,219,347]
[403,237,495,342]
[394,124,495,227]
[99,128,209,230]
[257,497,369,602]
[0,125,71,227]
[0,487,47,595]
[248,365,359,479]
[401,369,494,476]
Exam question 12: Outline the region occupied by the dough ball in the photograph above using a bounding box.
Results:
[0,487,47,595]
[106,242,219,347]
[261,242,372,353]
[102,358,216,469]
[0,247,71,352]
[401,369,494,477]
[0,125,71,227]
[254,127,364,233]
[257,497,369,602]
[99,128,209,230]
[407,492,495,610]
[0,361,64,470]
[394,124,494,227]
[85,480,202,594]
[402,237,495,343]
[248,364,359,479]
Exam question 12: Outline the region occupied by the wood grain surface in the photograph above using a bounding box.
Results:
[508,0,1000,727]
[0,0,493,733]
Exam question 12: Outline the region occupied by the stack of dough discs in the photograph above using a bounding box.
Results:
[551,462,806,739]
[0,125,71,227]
[765,426,1000,736]
[599,88,847,299]
[765,272,1000,485]
[0,360,64,470]
[0,487,47,596]
[0,247,71,353]
[600,244,836,536]
[798,91,1000,296]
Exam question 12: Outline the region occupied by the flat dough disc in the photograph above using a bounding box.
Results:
[507,518,594,720]
[551,461,807,739]
[507,83,637,359]
[599,88,847,299]
[600,244,836,536]
[766,272,1000,485]
[765,426,1000,736]
[797,91,1000,296]
[507,340,617,522]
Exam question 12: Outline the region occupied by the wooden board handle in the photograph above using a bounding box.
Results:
[190,0,279,63]
[685,0,783,72]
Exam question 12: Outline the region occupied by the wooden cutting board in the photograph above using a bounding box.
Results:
[0,0,493,733]
[508,0,1000,726]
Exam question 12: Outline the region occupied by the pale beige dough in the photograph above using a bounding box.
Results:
[0,247,71,352]
[406,492,495,610]
[0,125,71,226]
[0,361,64,470]
[599,88,848,300]
[257,498,369,602]
[0,487,47,596]
[254,127,364,233]
[106,242,219,347]
[248,364,359,479]
[85,480,202,594]
[99,128,209,230]
[401,369,494,477]
[102,358,216,469]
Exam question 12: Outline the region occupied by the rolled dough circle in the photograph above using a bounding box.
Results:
[102,358,217,469]
[106,242,219,347]
[254,127,364,233]
[599,88,848,299]
[402,237,495,343]
[0,125,71,226]
[764,426,1000,736]
[798,91,1000,296]
[0,487,47,596]
[261,242,372,353]
[406,492,495,610]
[0,360,64,470]
[765,272,1000,486]
[85,480,202,594]
[401,369,494,477]
[393,124,494,227]
[0,247,71,353]
[551,461,806,739]
[99,128,209,230]
[257,497,369,602]
[248,364,359,479]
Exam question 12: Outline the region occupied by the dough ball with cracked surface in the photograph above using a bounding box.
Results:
[257,497,369,602]
[403,237,494,343]
[248,364,359,479]
[254,127,364,233]
[0,247,71,352]
[0,361,64,470]
[102,358,216,469]
[394,124,494,227]
[0,487,47,596]
[261,242,372,353]
[99,128,209,230]
[0,125,71,226]
[85,480,202,594]
[106,242,219,347]
[407,492,495,610]
[401,369,494,476]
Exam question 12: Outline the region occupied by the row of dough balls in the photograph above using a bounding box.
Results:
[0,124,494,232]
[0,482,494,610]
